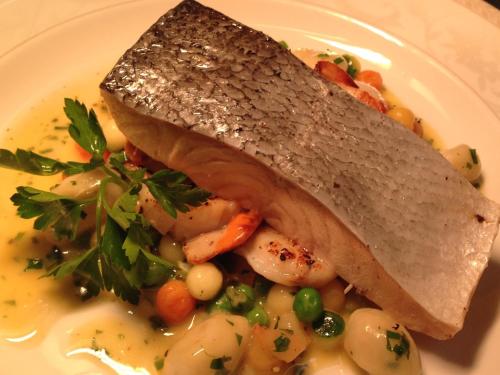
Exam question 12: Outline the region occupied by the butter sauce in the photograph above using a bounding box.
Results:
[0,72,204,373]
[0,58,426,374]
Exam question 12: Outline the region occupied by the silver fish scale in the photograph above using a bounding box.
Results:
[101,0,500,324]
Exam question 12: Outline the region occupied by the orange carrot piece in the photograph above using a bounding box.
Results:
[214,209,262,254]
[356,70,383,91]
[74,143,110,162]
[156,279,196,325]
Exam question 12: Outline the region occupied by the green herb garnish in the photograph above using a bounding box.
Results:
[333,56,344,64]
[210,356,231,374]
[274,334,290,352]
[154,355,165,370]
[1,99,210,304]
[11,187,91,241]
[24,258,44,271]
[469,148,479,164]
[235,333,242,346]
[293,364,308,375]
[343,54,358,78]
[317,53,329,59]
[386,330,410,360]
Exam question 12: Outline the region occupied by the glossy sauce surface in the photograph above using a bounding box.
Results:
[0,58,428,373]
[0,73,200,373]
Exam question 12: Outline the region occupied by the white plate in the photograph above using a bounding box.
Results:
[0,0,499,374]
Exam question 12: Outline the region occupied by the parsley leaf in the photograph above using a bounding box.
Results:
[100,216,129,269]
[343,54,358,78]
[2,99,204,305]
[274,334,290,352]
[235,333,242,346]
[105,187,141,230]
[154,356,165,370]
[293,364,308,375]
[144,170,211,219]
[24,258,43,271]
[47,247,103,301]
[0,149,92,176]
[469,148,479,164]
[210,356,231,373]
[64,98,107,161]
[386,330,410,360]
[109,152,146,183]
[11,187,91,240]
[101,253,140,304]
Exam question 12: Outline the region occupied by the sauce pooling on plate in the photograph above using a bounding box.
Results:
[0,47,483,374]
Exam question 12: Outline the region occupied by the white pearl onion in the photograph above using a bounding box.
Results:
[441,144,481,182]
[186,263,223,301]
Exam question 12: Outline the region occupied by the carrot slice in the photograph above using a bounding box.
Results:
[156,279,196,325]
[356,70,383,91]
[74,143,110,162]
[214,209,262,254]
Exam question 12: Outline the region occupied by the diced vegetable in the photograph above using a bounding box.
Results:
[242,330,285,373]
[293,287,323,322]
[254,312,310,363]
[319,279,346,312]
[344,308,421,375]
[246,305,269,326]
[226,283,256,313]
[156,280,196,325]
[441,144,482,182]
[387,107,415,131]
[158,235,185,264]
[186,263,223,301]
[266,284,297,316]
[162,314,250,374]
[356,70,383,91]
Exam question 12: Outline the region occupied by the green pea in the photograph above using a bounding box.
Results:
[246,305,269,326]
[312,310,345,338]
[226,283,255,313]
[293,287,323,322]
[207,293,233,313]
[143,262,169,286]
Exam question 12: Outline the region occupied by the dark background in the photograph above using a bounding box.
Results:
[485,0,499,9]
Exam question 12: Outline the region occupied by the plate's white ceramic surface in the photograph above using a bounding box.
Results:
[0,0,499,374]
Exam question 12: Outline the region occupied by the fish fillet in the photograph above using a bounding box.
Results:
[100,0,500,339]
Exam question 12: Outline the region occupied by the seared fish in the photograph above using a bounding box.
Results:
[100,0,500,339]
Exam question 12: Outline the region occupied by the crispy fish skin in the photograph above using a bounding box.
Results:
[101,0,500,338]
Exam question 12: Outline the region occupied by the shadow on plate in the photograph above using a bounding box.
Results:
[414,259,500,367]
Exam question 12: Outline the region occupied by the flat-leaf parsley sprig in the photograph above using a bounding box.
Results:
[0,99,210,304]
